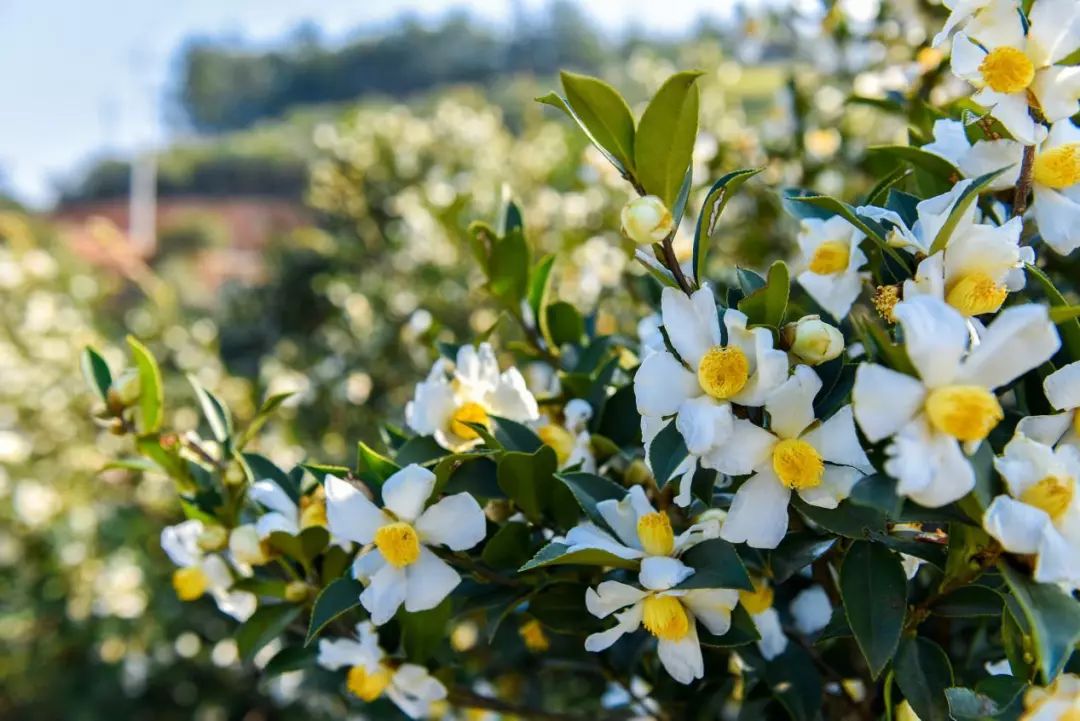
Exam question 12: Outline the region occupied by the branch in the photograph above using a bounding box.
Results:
[1012,144,1036,218]
[660,233,694,295]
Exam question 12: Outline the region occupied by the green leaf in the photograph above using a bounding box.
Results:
[236,603,302,662]
[737,260,789,328]
[676,538,754,590]
[393,435,446,466]
[864,166,913,206]
[1050,305,1080,323]
[1026,264,1080,359]
[399,597,451,663]
[237,391,293,449]
[244,453,299,504]
[894,636,954,721]
[537,92,630,175]
[931,585,1003,618]
[849,474,905,518]
[81,347,112,402]
[692,168,762,284]
[765,642,823,721]
[648,420,689,487]
[306,576,364,645]
[768,533,837,583]
[519,541,638,572]
[560,71,636,172]
[546,301,585,346]
[946,678,1027,721]
[263,645,316,678]
[497,445,558,522]
[126,336,164,434]
[868,145,960,183]
[595,384,642,449]
[999,561,1080,683]
[528,253,557,347]
[529,582,602,634]
[482,522,533,570]
[634,70,703,206]
[357,441,400,485]
[188,375,233,447]
[786,192,909,269]
[556,471,628,527]
[437,455,501,499]
[792,496,887,539]
[839,540,907,679]
[928,167,1010,254]
[489,227,530,307]
[489,415,543,453]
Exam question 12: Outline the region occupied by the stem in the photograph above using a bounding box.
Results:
[660,233,694,295]
[883,670,895,721]
[1012,144,1036,218]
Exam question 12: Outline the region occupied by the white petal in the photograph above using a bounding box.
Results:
[852,364,927,442]
[1027,0,1080,67]
[415,492,486,551]
[729,315,790,407]
[1017,413,1074,447]
[585,603,643,652]
[719,469,792,550]
[255,511,299,539]
[317,638,368,671]
[922,119,971,165]
[403,546,460,613]
[798,465,865,509]
[325,475,387,545]
[790,586,832,635]
[673,519,722,554]
[753,608,788,661]
[657,623,704,684]
[682,588,739,636]
[701,418,776,476]
[802,405,873,472]
[639,556,695,592]
[950,33,986,80]
[161,520,203,567]
[766,365,822,439]
[886,419,975,507]
[360,563,408,625]
[797,267,864,321]
[405,376,456,439]
[914,180,975,251]
[388,664,448,719]
[673,461,698,508]
[662,285,721,367]
[486,368,540,422]
[1034,526,1080,587]
[983,495,1050,554]
[959,139,1023,189]
[1046,362,1080,411]
[959,304,1060,390]
[893,296,969,388]
[352,549,386,583]
[597,485,654,549]
[586,581,649,619]
[564,523,643,560]
[984,90,1044,145]
[381,464,436,523]
[1033,185,1080,256]
[676,396,734,456]
[213,590,257,622]
[249,480,299,520]
[634,351,700,417]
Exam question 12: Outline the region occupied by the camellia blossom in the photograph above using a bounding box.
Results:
[739,578,788,661]
[794,216,867,320]
[950,0,1080,145]
[325,464,486,624]
[1019,673,1080,719]
[406,343,539,451]
[249,480,339,540]
[318,621,447,718]
[857,180,974,255]
[535,398,596,471]
[718,365,874,549]
[1018,361,1080,452]
[931,0,1019,48]
[984,431,1080,588]
[160,520,256,621]
[634,285,789,504]
[584,556,739,684]
[853,296,1060,507]
[561,485,721,561]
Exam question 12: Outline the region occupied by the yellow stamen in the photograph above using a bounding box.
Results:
[1033,144,1080,190]
[1021,476,1075,520]
[519,619,550,652]
[739,579,775,615]
[537,424,576,467]
[873,285,900,323]
[924,385,1003,442]
[978,46,1035,94]
[346,664,391,702]
[946,272,1008,316]
[809,240,850,274]
[448,401,491,441]
[1074,411,1080,437]
[374,522,421,567]
[172,566,209,601]
[697,345,750,400]
[299,486,328,529]
[636,511,675,556]
[772,438,825,490]
[641,595,691,641]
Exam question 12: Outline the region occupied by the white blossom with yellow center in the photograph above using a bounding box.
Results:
[318,621,447,718]
[949,0,1080,145]
[853,296,1060,507]
[1017,361,1080,455]
[857,180,979,256]
[247,480,349,549]
[535,398,595,471]
[1019,672,1080,720]
[795,216,868,320]
[325,464,486,625]
[583,556,739,685]
[985,430,1080,588]
[160,520,256,622]
[561,485,721,561]
[923,118,1080,256]
[634,285,789,506]
[718,365,874,549]
[406,343,539,451]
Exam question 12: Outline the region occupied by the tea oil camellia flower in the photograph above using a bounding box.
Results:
[160,520,256,621]
[794,216,867,320]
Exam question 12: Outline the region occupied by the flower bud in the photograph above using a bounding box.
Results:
[197,524,229,552]
[787,316,844,365]
[284,581,311,603]
[230,524,270,566]
[621,195,674,245]
[110,368,142,407]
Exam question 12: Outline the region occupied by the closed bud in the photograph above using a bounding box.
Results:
[111,368,142,407]
[786,316,844,365]
[621,195,674,245]
[197,524,229,552]
[284,581,311,603]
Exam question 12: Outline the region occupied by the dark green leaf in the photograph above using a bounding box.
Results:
[676,538,754,590]
[546,301,585,346]
[482,522,533,569]
[649,420,689,487]
[766,642,823,721]
[894,636,954,721]
[839,540,907,679]
[737,260,789,328]
[555,471,627,527]
[497,445,558,521]
[692,169,762,284]
[357,441,400,484]
[999,561,1080,683]
[399,597,451,663]
[236,603,301,662]
[306,576,364,645]
[699,605,760,648]
[768,533,837,583]
[634,70,703,206]
[263,645,316,678]
[560,71,636,172]
[81,347,112,402]
[489,227,529,306]
[244,453,299,504]
[932,585,1003,618]
[792,496,887,539]
[518,541,638,572]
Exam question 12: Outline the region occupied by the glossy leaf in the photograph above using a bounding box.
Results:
[306,576,365,645]
[634,70,703,206]
[839,540,907,679]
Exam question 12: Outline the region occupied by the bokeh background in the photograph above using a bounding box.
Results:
[0,1,956,718]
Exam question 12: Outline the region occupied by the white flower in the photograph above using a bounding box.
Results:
[985,431,1080,588]
[161,520,256,621]
[248,481,349,549]
[718,365,874,549]
[790,585,833,635]
[584,556,739,684]
[406,343,539,451]
[857,180,976,256]
[1018,361,1080,452]
[738,578,788,660]
[621,195,675,245]
[562,485,720,561]
[794,216,867,320]
[1019,672,1080,719]
[950,0,1080,144]
[318,621,447,718]
[325,465,486,625]
[634,285,789,505]
[536,398,595,472]
[853,296,1060,507]
[931,0,1019,48]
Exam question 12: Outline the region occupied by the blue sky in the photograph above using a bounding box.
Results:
[0,0,760,208]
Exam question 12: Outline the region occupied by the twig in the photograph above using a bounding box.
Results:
[1012,144,1036,218]
[660,233,695,295]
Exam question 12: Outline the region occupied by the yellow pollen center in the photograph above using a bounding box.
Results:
[1033,144,1080,190]
[346,664,392,702]
[172,566,209,601]
[1021,476,1075,520]
[772,438,825,490]
[945,272,1008,317]
[519,619,550,652]
[374,522,421,567]
[1074,411,1080,436]
[449,401,491,441]
[300,490,328,529]
[697,345,750,400]
[739,579,775,615]
[809,240,850,274]
[636,511,675,556]
[873,285,900,323]
[979,46,1035,94]
[924,385,1004,442]
[641,595,691,641]
[537,424,576,467]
